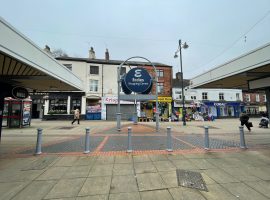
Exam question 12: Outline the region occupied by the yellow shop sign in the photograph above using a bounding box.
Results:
[150,96,172,102]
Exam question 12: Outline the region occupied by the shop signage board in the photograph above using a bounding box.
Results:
[124,68,152,94]
[12,87,29,99]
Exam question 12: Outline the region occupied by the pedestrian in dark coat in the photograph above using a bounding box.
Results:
[240,111,251,131]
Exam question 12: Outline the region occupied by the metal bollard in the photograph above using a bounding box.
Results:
[35,128,43,155]
[204,126,209,150]
[239,126,247,149]
[84,127,90,154]
[166,127,173,152]
[127,127,132,153]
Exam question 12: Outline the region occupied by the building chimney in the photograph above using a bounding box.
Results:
[105,48,109,61]
[44,45,51,54]
[176,72,182,80]
[89,47,96,59]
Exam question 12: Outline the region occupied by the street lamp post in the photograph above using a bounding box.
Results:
[174,39,189,126]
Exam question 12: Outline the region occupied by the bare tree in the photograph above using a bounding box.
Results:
[51,48,68,58]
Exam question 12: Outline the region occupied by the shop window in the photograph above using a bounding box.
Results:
[90,65,99,75]
[256,94,260,102]
[263,95,266,102]
[71,99,81,111]
[202,92,208,100]
[63,64,72,71]
[219,93,224,100]
[157,69,164,77]
[236,93,240,101]
[90,80,98,92]
[157,82,164,94]
[245,94,250,102]
[49,99,67,114]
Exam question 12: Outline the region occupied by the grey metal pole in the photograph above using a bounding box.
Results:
[166,127,173,152]
[179,39,186,126]
[239,126,247,149]
[117,66,122,131]
[84,127,90,154]
[35,128,43,155]
[133,99,138,125]
[155,77,159,132]
[204,126,209,150]
[127,127,132,153]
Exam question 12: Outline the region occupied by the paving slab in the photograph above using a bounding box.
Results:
[153,161,176,172]
[96,156,115,164]
[0,181,30,200]
[110,175,138,193]
[221,167,261,181]
[11,180,56,200]
[200,184,238,200]
[245,180,270,199]
[221,182,269,200]
[36,166,70,180]
[89,164,113,177]
[133,155,151,163]
[74,156,97,166]
[63,165,92,178]
[54,157,78,167]
[149,154,169,161]
[77,195,108,200]
[248,166,270,180]
[21,156,58,170]
[44,178,85,199]
[78,176,111,196]
[159,171,178,188]
[140,189,173,200]
[203,168,240,184]
[0,169,44,182]
[189,158,217,169]
[113,163,134,175]
[134,162,157,174]
[109,192,140,200]
[114,155,133,164]
[169,187,206,200]
[171,159,199,170]
[136,172,167,191]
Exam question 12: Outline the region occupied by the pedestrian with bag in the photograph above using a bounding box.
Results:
[71,109,80,125]
[240,111,252,132]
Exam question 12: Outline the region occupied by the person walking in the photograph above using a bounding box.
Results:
[240,111,251,132]
[71,109,80,125]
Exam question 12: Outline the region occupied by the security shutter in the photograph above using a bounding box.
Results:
[106,104,134,120]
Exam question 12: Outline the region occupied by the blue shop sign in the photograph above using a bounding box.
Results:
[124,68,152,93]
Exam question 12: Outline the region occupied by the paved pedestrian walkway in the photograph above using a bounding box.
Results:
[1,119,270,199]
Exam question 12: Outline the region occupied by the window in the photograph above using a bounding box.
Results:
[202,92,208,100]
[63,64,72,71]
[157,69,164,77]
[49,99,67,114]
[219,93,224,100]
[245,94,250,102]
[175,90,181,99]
[157,82,164,94]
[90,80,98,92]
[120,67,126,75]
[191,96,196,100]
[71,99,81,111]
[236,93,240,101]
[263,95,266,102]
[256,94,260,102]
[90,65,99,75]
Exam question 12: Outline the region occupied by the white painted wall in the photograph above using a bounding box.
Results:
[172,88,243,102]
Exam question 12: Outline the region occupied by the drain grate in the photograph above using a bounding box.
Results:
[176,169,208,191]
[58,127,74,130]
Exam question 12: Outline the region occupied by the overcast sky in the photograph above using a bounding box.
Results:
[1,0,270,78]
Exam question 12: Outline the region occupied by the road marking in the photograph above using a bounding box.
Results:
[94,136,110,152]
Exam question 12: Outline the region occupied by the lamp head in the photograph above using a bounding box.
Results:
[174,53,178,58]
[182,42,189,49]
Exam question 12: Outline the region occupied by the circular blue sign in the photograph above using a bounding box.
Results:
[124,68,152,93]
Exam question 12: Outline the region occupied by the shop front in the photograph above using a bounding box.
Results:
[201,101,243,118]
[149,96,172,121]
[101,96,137,121]
[43,92,85,120]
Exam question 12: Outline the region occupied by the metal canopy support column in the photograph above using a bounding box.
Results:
[265,88,270,119]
